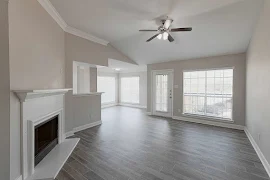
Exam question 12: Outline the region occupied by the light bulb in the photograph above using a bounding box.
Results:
[163,32,169,40]
[115,68,121,71]
[157,34,162,40]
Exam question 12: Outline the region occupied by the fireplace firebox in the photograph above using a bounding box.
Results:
[35,115,58,166]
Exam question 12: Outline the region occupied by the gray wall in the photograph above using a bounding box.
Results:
[8,0,65,179]
[147,53,246,126]
[119,71,147,108]
[0,1,10,179]
[246,0,270,166]
[64,33,136,132]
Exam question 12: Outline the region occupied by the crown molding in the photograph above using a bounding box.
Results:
[37,0,109,46]
[37,0,67,30]
[65,26,109,46]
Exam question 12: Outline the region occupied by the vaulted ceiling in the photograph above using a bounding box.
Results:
[50,0,263,64]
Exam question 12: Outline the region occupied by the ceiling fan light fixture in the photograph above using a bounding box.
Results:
[163,32,169,40]
[157,34,162,40]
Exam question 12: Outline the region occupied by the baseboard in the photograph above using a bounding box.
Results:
[146,112,152,115]
[172,116,244,130]
[65,131,75,138]
[73,121,102,133]
[65,121,102,138]
[244,128,270,177]
[118,103,146,109]
[102,103,117,109]
[15,175,22,180]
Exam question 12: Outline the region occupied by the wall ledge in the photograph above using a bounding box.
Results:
[72,92,103,97]
[13,89,72,102]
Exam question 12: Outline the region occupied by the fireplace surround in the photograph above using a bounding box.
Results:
[14,89,79,180]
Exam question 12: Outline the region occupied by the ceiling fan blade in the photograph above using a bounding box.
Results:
[139,30,157,32]
[146,34,160,42]
[168,34,174,42]
[170,27,192,32]
[164,19,173,29]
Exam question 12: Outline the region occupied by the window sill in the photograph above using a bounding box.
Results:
[73,92,104,97]
[182,113,234,123]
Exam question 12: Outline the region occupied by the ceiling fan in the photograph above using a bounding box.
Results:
[139,18,192,42]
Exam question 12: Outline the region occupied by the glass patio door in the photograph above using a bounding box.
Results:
[152,70,173,117]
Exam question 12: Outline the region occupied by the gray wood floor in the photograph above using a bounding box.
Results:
[56,106,269,180]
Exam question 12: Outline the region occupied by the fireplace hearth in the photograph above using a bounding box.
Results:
[35,115,58,166]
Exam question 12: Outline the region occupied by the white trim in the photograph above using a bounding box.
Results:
[65,131,75,138]
[146,112,152,115]
[37,0,109,46]
[65,121,102,138]
[244,128,270,177]
[73,121,102,133]
[102,103,118,109]
[172,116,244,130]
[13,88,72,102]
[37,0,67,30]
[118,103,146,109]
[73,92,103,97]
[65,26,109,46]
[15,175,22,180]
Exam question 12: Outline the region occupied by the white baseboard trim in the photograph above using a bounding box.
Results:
[244,127,270,177]
[102,103,118,109]
[65,121,102,138]
[73,121,102,133]
[15,175,22,180]
[172,116,244,130]
[146,112,152,115]
[118,103,146,109]
[65,131,75,138]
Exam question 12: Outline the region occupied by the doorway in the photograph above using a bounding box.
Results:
[152,70,173,117]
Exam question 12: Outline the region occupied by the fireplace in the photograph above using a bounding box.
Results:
[35,115,58,166]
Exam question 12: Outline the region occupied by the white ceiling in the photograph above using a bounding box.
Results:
[50,0,263,64]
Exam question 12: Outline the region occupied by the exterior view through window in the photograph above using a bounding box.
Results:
[183,69,233,120]
[121,76,140,104]
[97,76,116,104]
[155,74,168,112]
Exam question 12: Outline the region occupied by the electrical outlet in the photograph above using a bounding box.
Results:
[89,114,91,119]
[258,133,261,141]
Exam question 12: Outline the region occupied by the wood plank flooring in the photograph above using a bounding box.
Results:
[56,106,269,180]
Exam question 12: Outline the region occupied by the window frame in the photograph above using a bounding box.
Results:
[182,67,234,122]
[120,76,140,105]
[97,76,117,105]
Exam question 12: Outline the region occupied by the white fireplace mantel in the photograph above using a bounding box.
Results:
[13,88,72,102]
[13,88,77,180]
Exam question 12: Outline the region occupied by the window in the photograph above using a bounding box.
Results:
[121,77,140,104]
[155,74,168,112]
[97,76,116,104]
[183,69,233,120]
